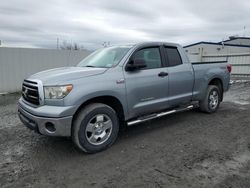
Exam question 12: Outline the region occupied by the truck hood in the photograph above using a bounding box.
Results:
[29,67,107,85]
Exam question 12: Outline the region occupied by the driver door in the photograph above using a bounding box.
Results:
[124,46,169,118]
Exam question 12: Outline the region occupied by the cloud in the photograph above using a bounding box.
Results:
[0,0,250,49]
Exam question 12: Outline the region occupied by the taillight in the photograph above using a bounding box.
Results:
[226,64,232,73]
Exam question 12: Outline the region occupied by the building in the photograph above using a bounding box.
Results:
[184,37,250,76]
[184,37,250,62]
[223,37,250,46]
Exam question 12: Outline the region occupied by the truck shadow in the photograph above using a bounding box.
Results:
[36,109,200,155]
[118,109,198,139]
[29,103,234,156]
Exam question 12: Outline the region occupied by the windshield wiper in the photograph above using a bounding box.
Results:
[85,65,97,68]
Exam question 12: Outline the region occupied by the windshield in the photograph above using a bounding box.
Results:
[77,46,131,68]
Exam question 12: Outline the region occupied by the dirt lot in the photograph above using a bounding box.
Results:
[1,82,250,188]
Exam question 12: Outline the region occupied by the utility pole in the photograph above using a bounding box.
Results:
[57,38,59,49]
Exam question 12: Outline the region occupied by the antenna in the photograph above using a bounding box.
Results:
[243,26,246,37]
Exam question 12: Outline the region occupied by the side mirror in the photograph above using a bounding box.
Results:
[126,58,147,71]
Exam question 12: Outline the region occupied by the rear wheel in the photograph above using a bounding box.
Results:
[72,103,119,153]
[199,85,221,113]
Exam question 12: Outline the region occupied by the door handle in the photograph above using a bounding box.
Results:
[158,72,168,77]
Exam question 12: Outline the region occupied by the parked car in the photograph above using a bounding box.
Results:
[18,42,231,153]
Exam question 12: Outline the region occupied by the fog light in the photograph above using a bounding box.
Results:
[45,122,56,132]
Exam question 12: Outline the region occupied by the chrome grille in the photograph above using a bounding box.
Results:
[22,80,40,105]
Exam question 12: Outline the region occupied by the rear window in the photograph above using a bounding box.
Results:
[164,47,182,67]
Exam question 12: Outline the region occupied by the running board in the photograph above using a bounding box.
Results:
[127,105,195,126]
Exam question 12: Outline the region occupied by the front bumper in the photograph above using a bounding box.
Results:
[18,99,74,137]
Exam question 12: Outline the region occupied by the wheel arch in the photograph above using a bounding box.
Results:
[72,95,125,124]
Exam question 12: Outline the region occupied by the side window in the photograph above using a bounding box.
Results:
[164,47,182,67]
[133,47,162,69]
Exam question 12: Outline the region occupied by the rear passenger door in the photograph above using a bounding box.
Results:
[163,46,194,107]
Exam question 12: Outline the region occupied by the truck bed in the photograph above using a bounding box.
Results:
[191,61,230,101]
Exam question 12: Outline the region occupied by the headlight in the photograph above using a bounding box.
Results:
[44,85,73,99]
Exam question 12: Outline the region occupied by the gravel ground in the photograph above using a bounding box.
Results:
[0,83,250,188]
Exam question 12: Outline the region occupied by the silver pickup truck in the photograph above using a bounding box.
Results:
[18,42,231,153]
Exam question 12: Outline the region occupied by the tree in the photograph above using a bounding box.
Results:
[102,41,110,47]
[60,40,85,50]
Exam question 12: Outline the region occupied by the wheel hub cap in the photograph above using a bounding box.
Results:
[94,123,104,134]
[85,114,113,145]
[209,90,219,109]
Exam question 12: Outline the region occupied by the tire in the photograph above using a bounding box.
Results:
[199,85,221,113]
[72,103,119,153]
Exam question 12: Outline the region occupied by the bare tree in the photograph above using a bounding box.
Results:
[60,40,85,50]
[102,41,110,47]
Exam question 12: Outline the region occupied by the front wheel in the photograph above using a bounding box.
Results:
[199,85,221,113]
[72,103,119,153]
